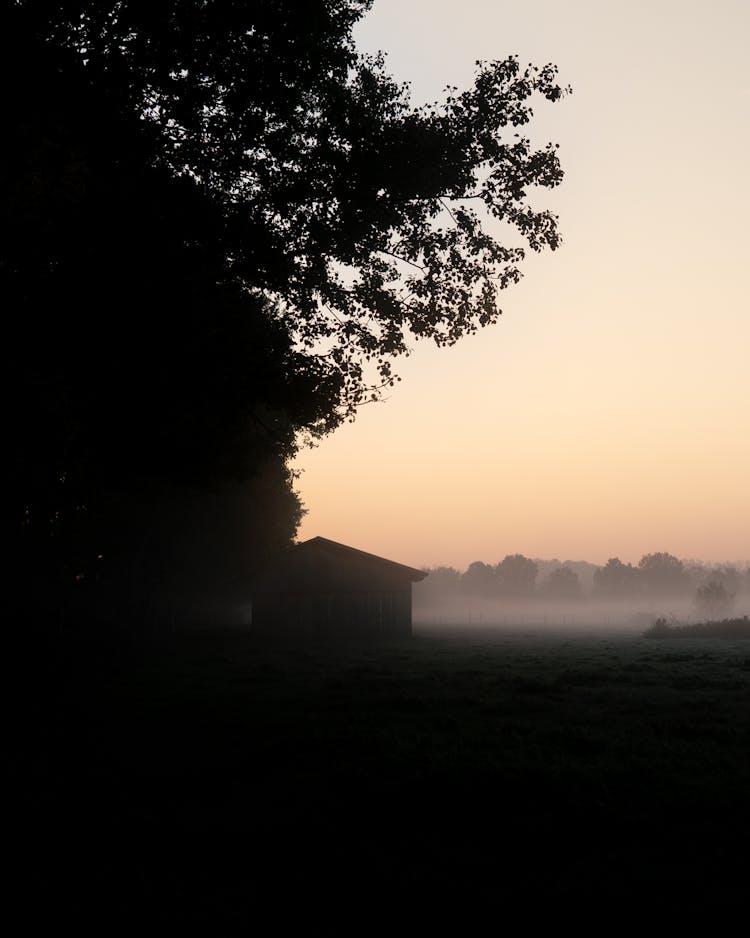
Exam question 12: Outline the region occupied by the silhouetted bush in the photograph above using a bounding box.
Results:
[643,616,750,639]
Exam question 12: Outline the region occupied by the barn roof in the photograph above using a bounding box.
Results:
[298,537,427,579]
[249,536,427,593]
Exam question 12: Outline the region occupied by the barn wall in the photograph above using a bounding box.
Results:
[252,588,412,639]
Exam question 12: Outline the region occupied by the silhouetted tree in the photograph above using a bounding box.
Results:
[539,565,582,601]
[422,566,463,591]
[4,2,568,627]
[7,0,568,403]
[3,12,337,623]
[497,554,538,598]
[637,553,689,598]
[693,580,735,620]
[462,561,499,598]
[593,557,639,599]
[62,461,305,631]
[709,565,741,597]
[414,565,462,606]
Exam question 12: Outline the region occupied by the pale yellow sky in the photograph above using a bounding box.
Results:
[294,0,750,569]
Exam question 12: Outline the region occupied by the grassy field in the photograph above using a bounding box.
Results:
[23,623,750,926]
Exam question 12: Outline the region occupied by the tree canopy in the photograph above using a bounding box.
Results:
[8,0,568,408]
[593,558,639,599]
[497,553,538,598]
[638,552,689,598]
[539,565,582,601]
[3,1,569,623]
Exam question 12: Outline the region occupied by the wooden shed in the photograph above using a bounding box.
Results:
[250,536,427,640]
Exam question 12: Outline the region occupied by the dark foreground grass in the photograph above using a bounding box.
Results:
[18,626,750,927]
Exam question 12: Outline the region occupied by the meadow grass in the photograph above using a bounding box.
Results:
[26,623,750,925]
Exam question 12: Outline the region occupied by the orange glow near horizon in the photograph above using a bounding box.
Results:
[294,0,750,571]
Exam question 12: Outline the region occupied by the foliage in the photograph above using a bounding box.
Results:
[694,580,735,620]
[637,552,689,598]
[418,554,749,611]
[593,557,639,599]
[11,0,569,411]
[497,553,538,597]
[3,1,568,624]
[539,565,582,601]
[704,564,741,596]
[417,565,462,597]
[3,8,335,617]
[462,560,499,596]
[643,616,750,639]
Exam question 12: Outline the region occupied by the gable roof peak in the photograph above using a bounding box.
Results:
[296,536,427,581]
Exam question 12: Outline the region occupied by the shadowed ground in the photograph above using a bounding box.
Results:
[20,626,750,927]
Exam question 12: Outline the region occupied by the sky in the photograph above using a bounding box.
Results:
[293,0,750,570]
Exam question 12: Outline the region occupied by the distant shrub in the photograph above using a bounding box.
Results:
[643,616,750,639]
[643,617,674,638]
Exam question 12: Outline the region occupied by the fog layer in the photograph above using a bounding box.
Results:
[414,553,750,632]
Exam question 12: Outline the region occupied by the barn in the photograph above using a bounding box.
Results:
[250,536,427,640]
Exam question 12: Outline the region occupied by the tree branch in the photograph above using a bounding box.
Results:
[377,248,426,273]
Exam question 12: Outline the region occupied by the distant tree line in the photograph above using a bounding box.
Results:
[419,553,750,617]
